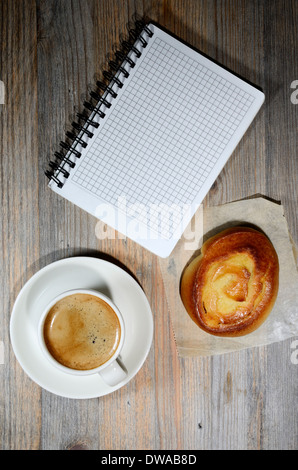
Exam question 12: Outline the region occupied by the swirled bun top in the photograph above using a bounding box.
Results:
[180,227,279,337]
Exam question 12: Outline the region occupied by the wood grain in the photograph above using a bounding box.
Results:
[0,0,297,450]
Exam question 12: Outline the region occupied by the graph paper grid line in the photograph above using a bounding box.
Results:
[71,34,256,238]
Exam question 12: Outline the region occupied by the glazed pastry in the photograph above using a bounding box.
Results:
[180,227,279,337]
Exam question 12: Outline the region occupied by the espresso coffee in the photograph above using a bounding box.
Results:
[43,293,121,370]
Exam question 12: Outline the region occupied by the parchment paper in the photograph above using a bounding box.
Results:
[159,197,298,357]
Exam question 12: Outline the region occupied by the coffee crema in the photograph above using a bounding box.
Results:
[43,293,121,370]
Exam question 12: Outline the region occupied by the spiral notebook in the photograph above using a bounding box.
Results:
[46,22,264,257]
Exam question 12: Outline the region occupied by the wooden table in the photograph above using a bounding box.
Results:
[1,0,297,450]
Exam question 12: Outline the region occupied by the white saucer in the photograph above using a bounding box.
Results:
[10,256,154,399]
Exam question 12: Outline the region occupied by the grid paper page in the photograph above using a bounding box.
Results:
[70,33,256,239]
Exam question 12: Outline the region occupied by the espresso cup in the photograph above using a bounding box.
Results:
[38,289,127,387]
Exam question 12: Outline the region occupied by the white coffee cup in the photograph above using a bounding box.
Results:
[37,289,127,387]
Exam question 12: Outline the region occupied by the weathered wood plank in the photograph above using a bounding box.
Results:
[1,0,297,450]
[0,0,41,450]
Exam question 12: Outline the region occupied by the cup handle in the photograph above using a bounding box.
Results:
[98,358,127,387]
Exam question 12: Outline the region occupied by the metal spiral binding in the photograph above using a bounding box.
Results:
[76,112,100,129]
[45,21,154,188]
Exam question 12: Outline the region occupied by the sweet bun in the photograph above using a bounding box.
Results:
[180,227,279,337]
